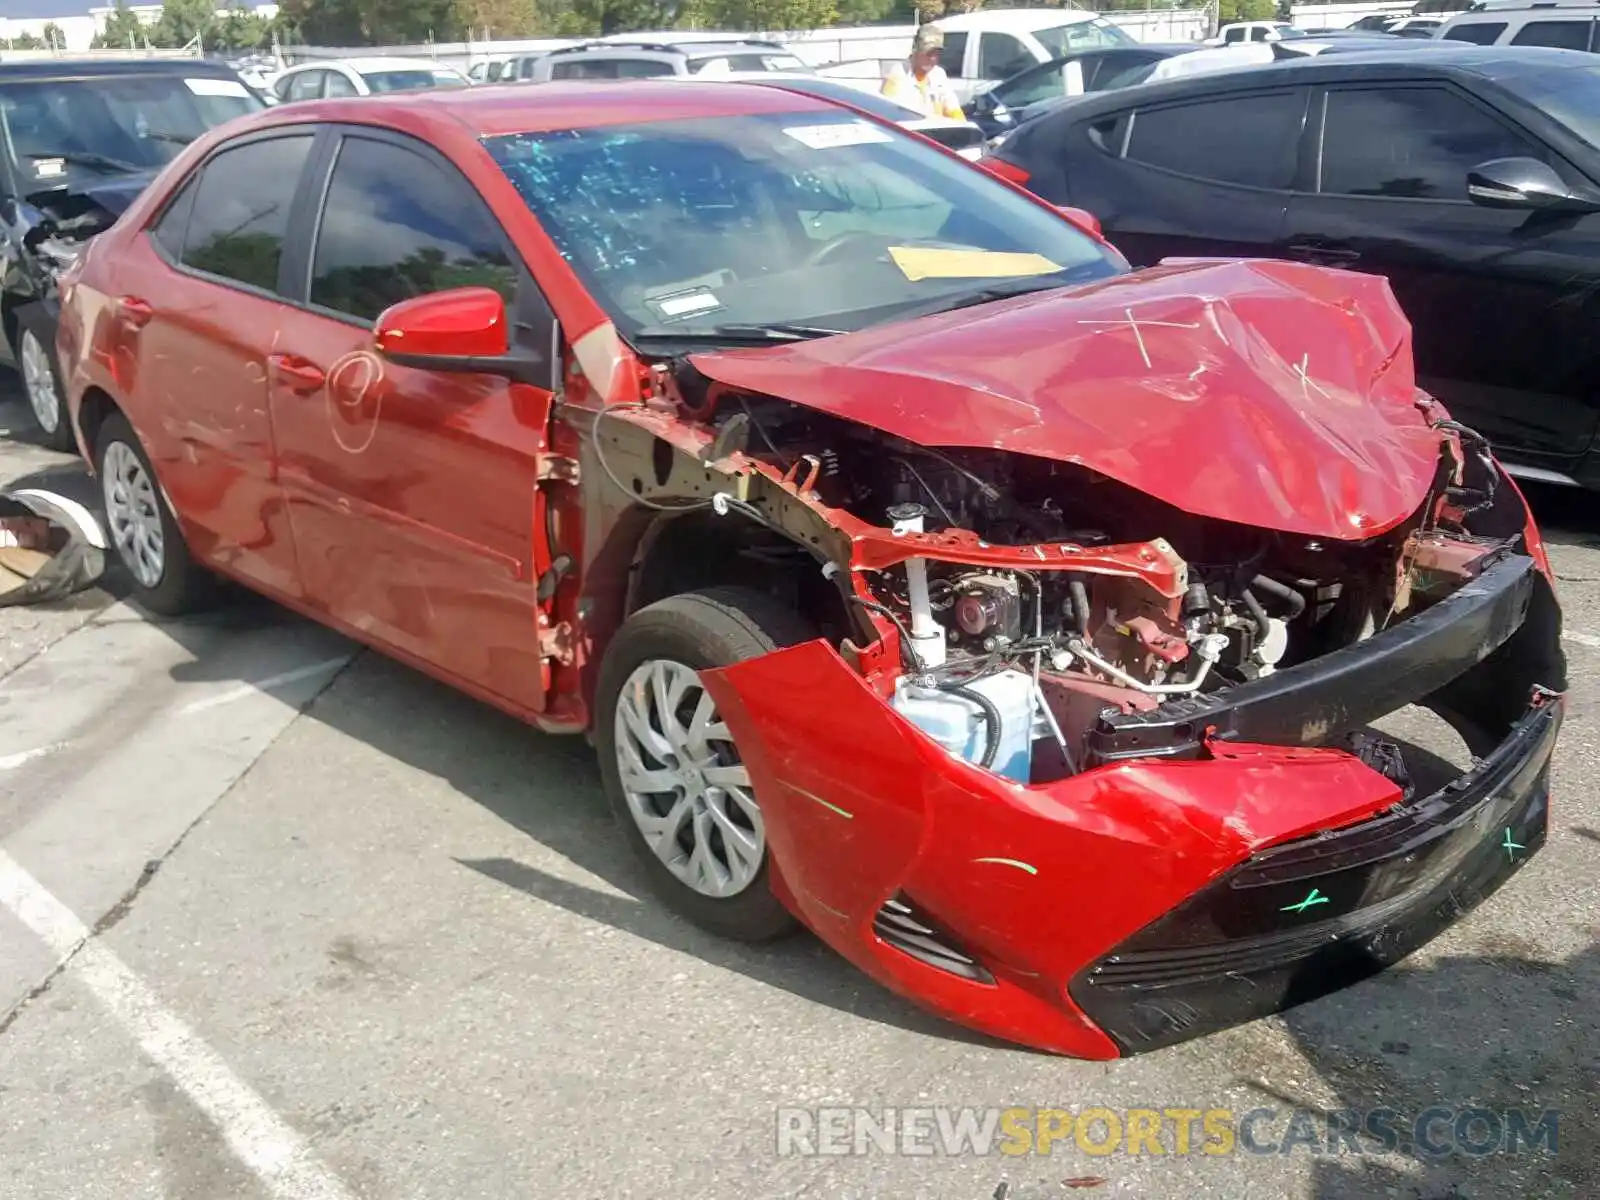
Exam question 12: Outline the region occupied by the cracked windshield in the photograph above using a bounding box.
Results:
[486,111,1123,343]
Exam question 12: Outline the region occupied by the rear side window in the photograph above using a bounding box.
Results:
[1447,22,1506,45]
[551,59,619,79]
[1511,19,1592,50]
[285,71,322,102]
[179,135,312,291]
[309,136,516,323]
[150,178,195,260]
[1320,87,1542,199]
[324,71,358,97]
[1125,93,1301,189]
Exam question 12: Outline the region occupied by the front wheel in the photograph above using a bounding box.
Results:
[595,587,815,942]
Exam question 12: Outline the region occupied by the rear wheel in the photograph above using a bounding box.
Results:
[595,587,814,942]
[96,412,216,615]
[18,321,73,451]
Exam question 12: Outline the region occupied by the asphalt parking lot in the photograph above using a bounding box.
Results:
[0,379,1594,1200]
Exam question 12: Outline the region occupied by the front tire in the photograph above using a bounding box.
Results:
[596,587,814,942]
[17,319,73,452]
[95,412,216,615]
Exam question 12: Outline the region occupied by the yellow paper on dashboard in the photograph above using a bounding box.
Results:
[888,247,1062,282]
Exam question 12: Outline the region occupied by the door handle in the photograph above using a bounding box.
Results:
[1286,242,1361,266]
[117,295,153,329]
[267,353,326,393]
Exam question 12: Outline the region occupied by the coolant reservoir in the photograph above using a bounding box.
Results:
[892,669,1035,782]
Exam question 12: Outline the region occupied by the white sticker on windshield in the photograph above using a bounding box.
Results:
[783,121,894,150]
[185,77,251,98]
[33,158,64,178]
[652,290,722,319]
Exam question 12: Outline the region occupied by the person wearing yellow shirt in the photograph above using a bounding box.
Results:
[881,25,966,121]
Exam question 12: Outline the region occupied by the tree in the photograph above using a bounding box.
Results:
[41,21,66,48]
[454,0,544,37]
[8,32,45,49]
[152,0,217,46]
[93,0,148,49]
[696,0,837,30]
[1218,0,1276,22]
[278,0,461,43]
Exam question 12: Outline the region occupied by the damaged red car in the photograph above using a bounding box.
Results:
[57,82,1566,1058]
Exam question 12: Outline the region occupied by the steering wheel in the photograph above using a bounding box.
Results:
[802,230,888,268]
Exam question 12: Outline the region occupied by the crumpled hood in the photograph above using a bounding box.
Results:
[689,258,1443,540]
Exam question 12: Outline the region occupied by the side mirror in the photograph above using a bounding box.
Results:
[1056,205,1103,239]
[373,286,546,382]
[1466,156,1600,213]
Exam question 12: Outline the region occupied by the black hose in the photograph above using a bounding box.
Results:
[944,683,1002,769]
[849,595,927,674]
[1241,588,1271,640]
[1250,574,1306,621]
[1068,578,1091,638]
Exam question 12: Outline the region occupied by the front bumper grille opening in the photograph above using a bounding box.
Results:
[873,895,995,984]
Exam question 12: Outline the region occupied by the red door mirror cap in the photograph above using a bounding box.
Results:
[1056,205,1103,240]
[374,286,510,361]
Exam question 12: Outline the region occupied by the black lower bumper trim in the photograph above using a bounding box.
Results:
[1070,695,1560,1054]
[1085,552,1536,764]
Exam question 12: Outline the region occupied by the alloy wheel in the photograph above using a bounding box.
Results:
[613,659,764,898]
[101,440,165,588]
[20,330,60,434]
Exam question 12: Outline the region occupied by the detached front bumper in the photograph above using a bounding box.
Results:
[699,554,1564,1058]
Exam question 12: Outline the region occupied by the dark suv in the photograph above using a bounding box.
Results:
[0,57,259,447]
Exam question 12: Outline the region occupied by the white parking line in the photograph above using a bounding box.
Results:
[0,744,60,771]
[1563,630,1600,651]
[179,658,350,716]
[0,848,354,1200]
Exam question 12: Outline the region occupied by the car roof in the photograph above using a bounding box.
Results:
[1032,43,1599,116]
[934,7,1105,33]
[236,78,835,139]
[0,57,239,80]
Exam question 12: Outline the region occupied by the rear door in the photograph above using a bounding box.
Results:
[1282,82,1600,469]
[268,128,559,711]
[1045,88,1306,265]
[126,130,316,599]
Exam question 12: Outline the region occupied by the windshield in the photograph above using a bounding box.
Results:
[0,73,259,188]
[1501,65,1600,152]
[485,111,1121,344]
[360,69,468,92]
[1033,18,1136,56]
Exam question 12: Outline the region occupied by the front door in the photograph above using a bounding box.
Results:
[269,129,559,711]
[127,131,316,598]
[1282,83,1600,473]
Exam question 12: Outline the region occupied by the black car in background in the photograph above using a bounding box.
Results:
[0,58,260,447]
[983,46,1600,489]
[965,45,1194,138]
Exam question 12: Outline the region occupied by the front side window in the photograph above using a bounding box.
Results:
[978,33,1035,81]
[1448,21,1507,45]
[1320,87,1541,199]
[0,72,261,190]
[1511,19,1592,50]
[285,71,322,102]
[941,32,969,78]
[1033,18,1135,55]
[309,136,515,323]
[1125,93,1302,190]
[486,112,1122,343]
[180,135,312,291]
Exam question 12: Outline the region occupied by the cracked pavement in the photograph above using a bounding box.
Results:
[0,382,1594,1199]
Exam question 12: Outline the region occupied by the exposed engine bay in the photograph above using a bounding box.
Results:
[673,390,1524,785]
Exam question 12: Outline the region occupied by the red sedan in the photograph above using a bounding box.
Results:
[56,81,1565,1057]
